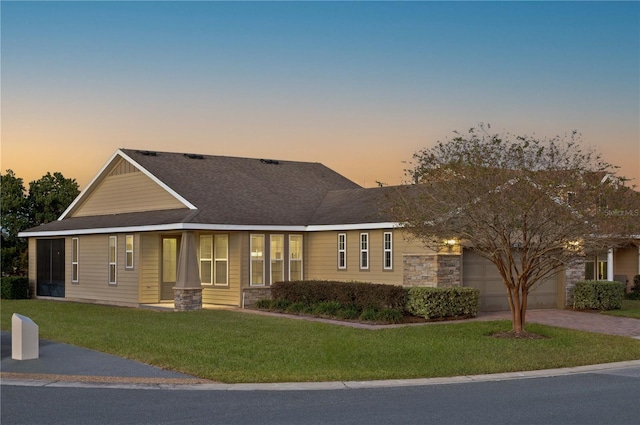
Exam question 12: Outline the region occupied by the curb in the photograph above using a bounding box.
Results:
[3,360,640,391]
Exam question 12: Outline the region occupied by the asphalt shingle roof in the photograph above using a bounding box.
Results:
[22,149,398,234]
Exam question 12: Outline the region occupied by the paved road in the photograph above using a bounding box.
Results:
[3,366,640,425]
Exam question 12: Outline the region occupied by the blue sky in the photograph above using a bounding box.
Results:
[2,1,639,188]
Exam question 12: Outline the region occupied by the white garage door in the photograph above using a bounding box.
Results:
[463,250,561,312]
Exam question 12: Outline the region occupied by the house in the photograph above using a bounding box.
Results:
[18,149,640,311]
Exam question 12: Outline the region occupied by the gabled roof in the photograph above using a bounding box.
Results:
[21,148,399,236]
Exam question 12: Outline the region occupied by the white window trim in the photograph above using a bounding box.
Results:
[383,232,393,270]
[125,234,134,269]
[71,237,79,283]
[250,234,265,286]
[214,234,229,286]
[338,233,347,270]
[108,235,117,285]
[270,234,284,285]
[360,233,369,270]
[289,234,303,281]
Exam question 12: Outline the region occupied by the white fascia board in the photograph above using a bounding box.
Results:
[306,222,402,232]
[18,222,403,238]
[59,150,123,220]
[117,150,197,210]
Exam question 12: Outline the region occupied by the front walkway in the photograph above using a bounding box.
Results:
[473,309,640,339]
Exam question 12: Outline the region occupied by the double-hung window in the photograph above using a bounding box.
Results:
[251,234,265,285]
[383,232,393,270]
[71,238,79,283]
[360,233,369,270]
[199,235,213,285]
[289,235,303,281]
[214,235,228,285]
[200,234,229,285]
[270,235,284,284]
[125,235,134,269]
[337,233,347,269]
[108,236,117,284]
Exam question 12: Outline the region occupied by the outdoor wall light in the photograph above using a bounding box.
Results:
[445,239,457,246]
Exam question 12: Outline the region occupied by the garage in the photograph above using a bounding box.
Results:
[463,250,562,312]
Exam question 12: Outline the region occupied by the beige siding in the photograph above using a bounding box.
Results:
[139,233,160,303]
[306,229,431,285]
[65,234,140,304]
[614,245,640,289]
[71,172,185,217]
[201,233,242,306]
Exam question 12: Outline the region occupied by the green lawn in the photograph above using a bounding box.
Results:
[2,299,640,383]
[602,299,640,319]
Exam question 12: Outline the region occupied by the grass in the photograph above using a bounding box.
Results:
[602,299,640,319]
[2,299,640,383]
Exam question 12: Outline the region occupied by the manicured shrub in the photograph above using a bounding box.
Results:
[573,280,624,310]
[629,275,640,300]
[0,276,29,299]
[254,299,273,310]
[405,287,479,319]
[374,308,404,324]
[271,280,405,311]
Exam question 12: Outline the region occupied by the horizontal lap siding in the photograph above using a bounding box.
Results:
[201,233,242,306]
[72,172,185,217]
[66,234,139,304]
[139,233,160,303]
[306,230,430,285]
[614,246,640,290]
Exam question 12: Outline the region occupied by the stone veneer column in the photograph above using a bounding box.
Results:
[436,254,462,287]
[564,257,585,307]
[174,231,202,311]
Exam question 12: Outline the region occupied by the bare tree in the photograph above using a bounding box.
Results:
[392,125,640,336]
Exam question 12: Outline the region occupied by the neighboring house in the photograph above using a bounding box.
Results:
[18,149,639,311]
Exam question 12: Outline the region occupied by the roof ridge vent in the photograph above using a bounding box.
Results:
[184,153,204,160]
[260,159,280,165]
[137,150,157,156]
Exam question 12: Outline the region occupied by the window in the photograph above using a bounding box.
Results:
[337,233,347,269]
[289,235,303,281]
[360,233,369,270]
[383,232,393,270]
[251,234,265,285]
[71,238,79,283]
[199,235,213,285]
[270,235,284,284]
[162,237,178,283]
[125,235,134,269]
[108,236,117,284]
[214,234,228,285]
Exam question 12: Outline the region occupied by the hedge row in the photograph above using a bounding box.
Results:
[271,280,405,311]
[1,276,30,300]
[573,280,624,310]
[405,287,479,319]
[268,280,480,320]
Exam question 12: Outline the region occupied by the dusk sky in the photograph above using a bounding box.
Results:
[2,1,639,190]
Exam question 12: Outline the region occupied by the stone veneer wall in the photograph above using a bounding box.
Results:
[242,287,272,308]
[564,257,585,307]
[174,288,202,311]
[403,254,462,287]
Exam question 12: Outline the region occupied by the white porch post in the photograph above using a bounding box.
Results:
[607,248,614,281]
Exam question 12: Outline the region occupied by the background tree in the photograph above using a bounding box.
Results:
[0,170,80,276]
[392,125,640,336]
[1,170,29,275]
[27,172,79,227]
